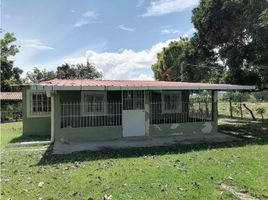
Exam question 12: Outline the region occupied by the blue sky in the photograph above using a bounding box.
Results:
[2,0,198,80]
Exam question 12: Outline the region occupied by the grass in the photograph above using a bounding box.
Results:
[1,104,268,199]
[218,102,268,120]
[0,122,50,149]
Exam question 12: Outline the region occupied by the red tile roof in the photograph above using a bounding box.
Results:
[39,79,239,87]
[0,92,22,100]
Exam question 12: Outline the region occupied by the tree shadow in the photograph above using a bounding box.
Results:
[37,119,268,166]
[219,119,268,142]
[9,135,50,143]
[37,140,266,166]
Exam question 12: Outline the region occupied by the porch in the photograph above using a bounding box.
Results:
[53,132,239,154]
[51,89,217,142]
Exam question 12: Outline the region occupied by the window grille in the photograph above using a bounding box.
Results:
[60,101,122,128]
[150,98,212,124]
[123,90,144,110]
[29,91,51,116]
[161,92,182,113]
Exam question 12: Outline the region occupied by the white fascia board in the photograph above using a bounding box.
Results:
[43,85,53,91]
[36,84,255,91]
[106,86,122,91]
[81,86,106,90]
[53,86,81,90]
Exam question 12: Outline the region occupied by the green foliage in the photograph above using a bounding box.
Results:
[26,67,56,83]
[25,62,103,83]
[259,8,268,28]
[0,31,23,91]
[56,62,102,79]
[151,39,220,82]
[256,107,266,121]
[0,102,22,122]
[256,107,266,115]
[192,0,268,89]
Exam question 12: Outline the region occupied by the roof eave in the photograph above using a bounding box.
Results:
[30,85,256,91]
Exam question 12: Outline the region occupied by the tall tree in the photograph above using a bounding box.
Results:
[56,62,102,79]
[152,38,221,82]
[192,0,268,89]
[0,31,23,91]
[26,67,56,83]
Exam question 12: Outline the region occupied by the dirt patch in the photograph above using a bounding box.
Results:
[219,183,259,200]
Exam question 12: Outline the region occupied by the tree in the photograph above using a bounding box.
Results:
[26,67,56,83]
[0,31,23,91]
[56,63,77,79]
[256,107,266,122]
[151,38,220,82]
[56,62,102,79]
[192,0,268,89]
[76,62,102,79]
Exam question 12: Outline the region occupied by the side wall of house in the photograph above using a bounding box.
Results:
[22,87,51,136]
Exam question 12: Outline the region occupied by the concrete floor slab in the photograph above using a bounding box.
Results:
[53,133,241,154]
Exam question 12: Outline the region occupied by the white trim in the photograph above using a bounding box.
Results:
[161,91,182,113]
[81,91,107,116]
[26,90,51,118]
[36,85,256,91]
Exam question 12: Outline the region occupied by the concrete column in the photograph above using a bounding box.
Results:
[51,95,55,142]
[212,90,218,132]
[144,91,150,136]
[50,92,60,142]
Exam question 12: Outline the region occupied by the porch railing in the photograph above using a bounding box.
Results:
[60,99,213,128]
[150,99,212,124]
[60,102,122,128]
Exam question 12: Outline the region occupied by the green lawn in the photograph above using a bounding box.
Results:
[218,102,268,120]
[1,119,268,199]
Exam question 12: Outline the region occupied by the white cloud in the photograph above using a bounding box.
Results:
[161,28,180,34]
[182,27,197,37]
[135,73,154,80]
[74,19,89,27]
[71,9,76,13]
[73,10,100,27]
[18,39,54,50]
[64,38,179,80]
[118,24,135,32]
[82,10,98,18]
[142,0,199,17]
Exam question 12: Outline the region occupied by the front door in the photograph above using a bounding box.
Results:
[122,90,145,137]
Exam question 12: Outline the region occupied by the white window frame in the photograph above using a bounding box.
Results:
[81,91,107,116]
[27,90,51,118]
[161,91,182,113]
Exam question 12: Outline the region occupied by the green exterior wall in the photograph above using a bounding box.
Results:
[22,87,51,136]
[52,91,123,142]
[23,89,218,141]
[149,121,217,136]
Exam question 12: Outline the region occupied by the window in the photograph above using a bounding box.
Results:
[27,91,51,117]
[161,91,182,113]
[81,91,107,115]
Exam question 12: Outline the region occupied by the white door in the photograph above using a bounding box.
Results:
[123,110,145,137]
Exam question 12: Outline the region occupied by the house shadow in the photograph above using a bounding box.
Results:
[37,120,268,166]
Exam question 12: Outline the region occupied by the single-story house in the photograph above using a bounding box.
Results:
[22,79,255,142]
